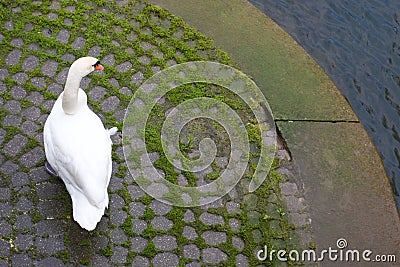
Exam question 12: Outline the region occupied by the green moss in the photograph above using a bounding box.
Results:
[140,207,155,221]
[54,250,70,264]
[30,209,43,224]
[79,258,91,265]
[141,241,157,258]
[116,164,128,178]
[101,244,113,257]
[126,251,136,265]
[117,187,132,205]
[121,215,134,237]
[139,194,154,205]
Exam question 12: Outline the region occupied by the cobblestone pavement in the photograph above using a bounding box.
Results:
[0,0,313,266]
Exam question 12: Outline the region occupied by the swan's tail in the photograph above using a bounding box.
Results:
[69,187,108,231]
[108,127,118,136]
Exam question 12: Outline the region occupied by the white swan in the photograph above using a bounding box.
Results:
[43,57,117,231]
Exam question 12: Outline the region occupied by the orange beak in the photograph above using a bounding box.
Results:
[94,64,104,71]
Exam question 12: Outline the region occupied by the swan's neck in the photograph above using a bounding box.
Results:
[62,73,83,115]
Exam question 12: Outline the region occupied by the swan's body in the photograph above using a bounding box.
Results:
[43,57,116,231]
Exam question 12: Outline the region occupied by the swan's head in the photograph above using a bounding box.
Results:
[69,56,104,78]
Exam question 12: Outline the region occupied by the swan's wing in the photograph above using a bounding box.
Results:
[44,108,112,207]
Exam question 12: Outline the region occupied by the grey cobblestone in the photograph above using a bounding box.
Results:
[102,54,115,66]
[15,214,33,230]
[47,12,58,20]
[229,218,241,231]
[35,236,66,254]
[88,86,106,102]
[89,46,101,57]
[10,38,24,47]
[0,160,19,175]
[55,68,69,84]
[19,146,44,168]
[183,226,198,240]
[0,240,9,256]
[71,37,86,50]
[183,244,200,259]
[48,83,63,95]
[110,228,128,244]
[131,236,148,253]
[22,55,39,71]
[116,62,132,72]
[202,248,227,264]
[131,71,144,84]
[110,245,128,264]
[129,201,146,217]
[4,20,14,30]
[232,236,245,251]
[36,219,65,236]
[61,53,75,62]
[152,252,179,267]
[41,60,59,77]
[150,200,172,215]
[26,91,44,105]
[21,120,40,135]
[186,262,201,267]
[3,134,27,156]
[199,212,224,225]
[128,185,145,200]
[6,49,21,66]
[22,106,41,121]
[12,72,28,84]
[131,219,147,234]
[0,203,12,217]
[30,77,46,89]
[15,197,33,215]
[11,173,30,189]
[12,254,32,267]
[183,210,195,223]
[38,200,69,218]
[36,257,65,267]
[131,256,150,267]
[14,234,34,250]
[202,231,226,246]
[110,208,128,225]
[0,69,9,80]
[151,216,173,230]
[226,201,241,214]
[101,96,120,112]
[235,254,249,266]
[153,235,177,251]
[56,29,70,44]
[110,194,125,209]
[0,221,12,237]
[9,85,27,99]
[109,78,119,88]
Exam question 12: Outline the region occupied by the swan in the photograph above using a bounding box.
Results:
[43,56,117,231]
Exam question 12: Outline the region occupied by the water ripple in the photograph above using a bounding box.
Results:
[249,0,400,208]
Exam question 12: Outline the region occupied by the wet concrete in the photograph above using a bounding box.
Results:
[278,121,400,266]
[148,0,357,121]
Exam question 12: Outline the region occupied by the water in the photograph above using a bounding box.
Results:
[248,0,400,209]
